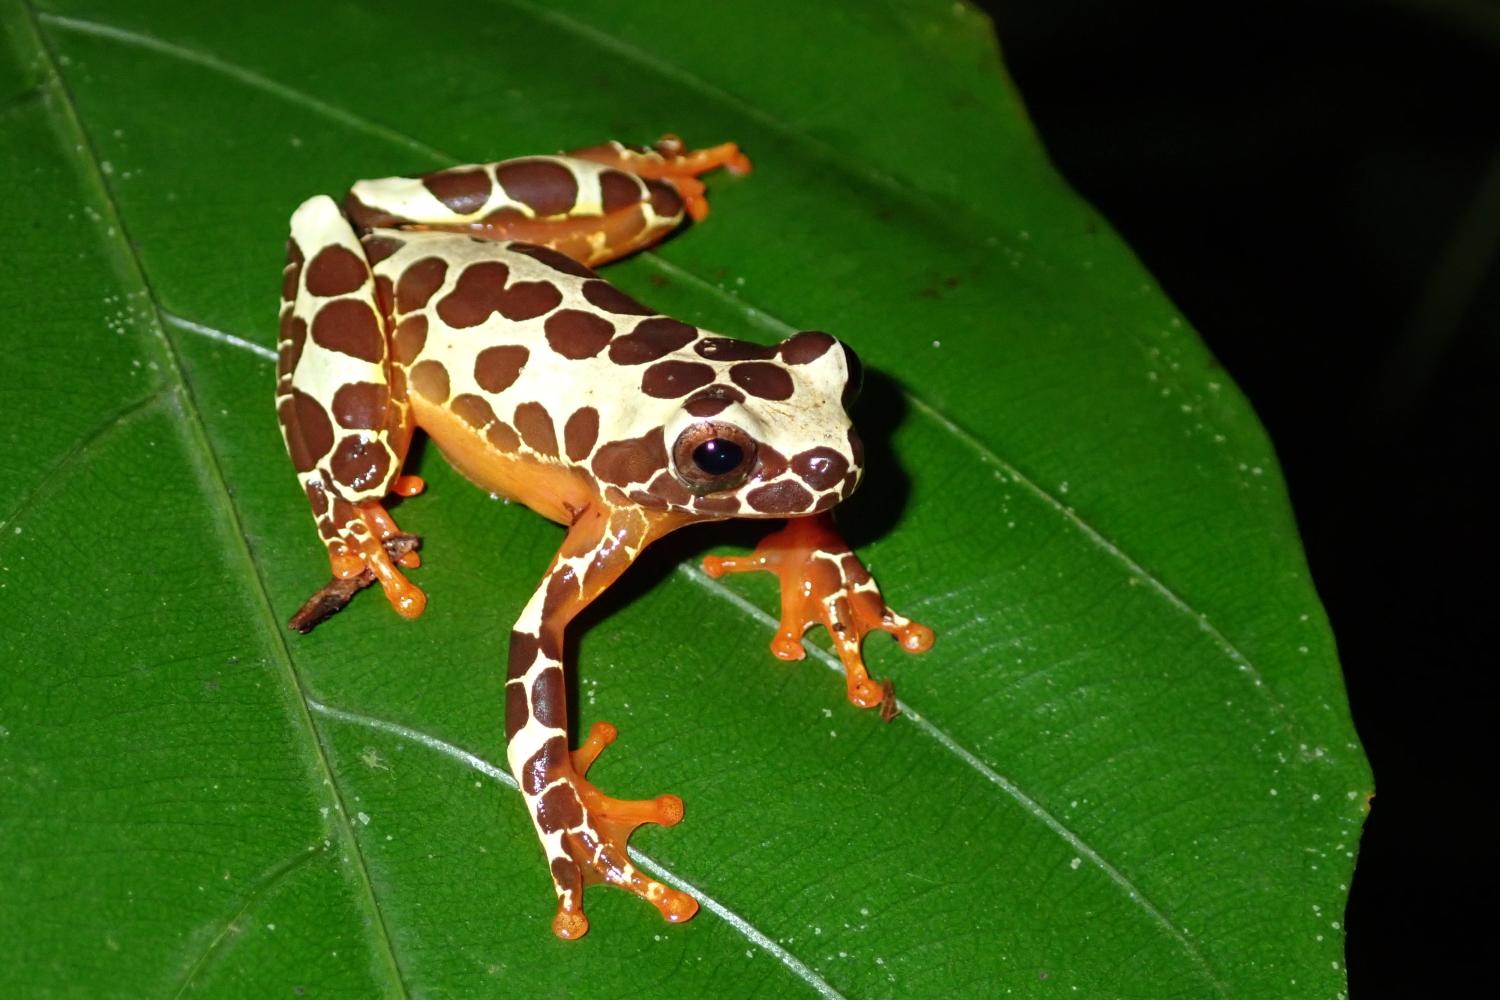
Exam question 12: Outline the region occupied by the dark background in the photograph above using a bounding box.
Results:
[979,0,1494,993]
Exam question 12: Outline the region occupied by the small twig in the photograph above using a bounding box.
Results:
[287,534,420,634]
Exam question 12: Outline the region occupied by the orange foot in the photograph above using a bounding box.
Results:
[703,512,934,710]
[546,722,698,939]
[568,134,753,222]
[289,496,426,633]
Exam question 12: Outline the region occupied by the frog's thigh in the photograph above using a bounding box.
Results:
[346,156,684,267]
[278,195,411,561]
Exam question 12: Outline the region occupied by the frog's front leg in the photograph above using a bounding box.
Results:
[507,502,697,939]
[703,512,934,710]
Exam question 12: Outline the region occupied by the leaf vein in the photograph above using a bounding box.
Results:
[36,11,451,163]
[165,311,1226,995]
[25,7,411,994]
[640,250,1295,734]
[170,845,324,998]
[676,563,1231,998]
[306,697,849,1000]
[0,384,167,539]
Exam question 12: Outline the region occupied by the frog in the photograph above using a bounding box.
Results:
[275,135,934,939]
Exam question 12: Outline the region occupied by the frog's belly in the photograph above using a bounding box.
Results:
[410,396,595,526]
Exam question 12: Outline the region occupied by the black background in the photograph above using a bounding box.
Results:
[979,1,1494,993]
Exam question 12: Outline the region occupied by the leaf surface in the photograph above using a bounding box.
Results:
[0,2,1370,996]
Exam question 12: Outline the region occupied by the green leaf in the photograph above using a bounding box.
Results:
[0,1,1370,996]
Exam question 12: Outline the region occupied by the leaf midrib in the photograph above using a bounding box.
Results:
[162,305,1228,996]
[33,8,1294,742]
[27,9,1288,992]
[19,3,410,994]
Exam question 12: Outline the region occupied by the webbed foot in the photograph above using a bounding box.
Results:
[289,485,427,632]
[537,722,698,939]
[703,513,933,710]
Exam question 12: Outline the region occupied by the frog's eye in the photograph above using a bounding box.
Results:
[672,421,758,494]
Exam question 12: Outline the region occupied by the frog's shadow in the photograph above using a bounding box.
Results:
[565,368,914,734]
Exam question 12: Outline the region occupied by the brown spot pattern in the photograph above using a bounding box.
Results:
[513,402,557,457]
[563,407,599,461]
[304,480,330,517]
[807,555,843,596]
[393,315,427,365]
[510,242,596,279]
[409,359,451,403]
[695,337,776,361]
[473,344,529,393]
[646,179,684,218]
[312,299,384,363]
[592,427,668,486]
[536,780,584,832]
[792,447,849,491]
[449,393,497,430]
[422,167,493,215]
[746,479,815,513]
[600,169,643,212]
[286,389,334,472]
[331,381,389,430]
[779,330,837,364]
[505,676,530,744]
[437,261,562,328]
[841,343,863,408]
[305,245,368,297]
[282,239,304,302]
[544,309,614,359]
[730,361,795,400]
[608,317,698,364]
[692,493,743,514]
[641,360,716,398]
[683,386,746,417]
[396,257,448,314]
[496,159,579,217]
[757,444,789,481]
[646,471,693,506]
[529,666,567,729]
[518,734,566,794]
[488,420,521,452]
[840,553,873,586]
[278,313,308,378]
[374,274,395,322]
[551,856,582,891]
[582,279,653,316]
[330,435,391,492]
[362,235,404,265]
[344,195,398,231]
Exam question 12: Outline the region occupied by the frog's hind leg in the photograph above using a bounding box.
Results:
[566,134,752,222]
[277,195,424,631]
[343,135,751,268]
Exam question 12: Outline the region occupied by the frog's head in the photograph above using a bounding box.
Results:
[657,330,864,518]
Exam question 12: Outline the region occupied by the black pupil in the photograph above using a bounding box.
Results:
[692,439,743,476]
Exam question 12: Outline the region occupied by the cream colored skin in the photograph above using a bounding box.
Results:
[278,146,886,939]
[368,226,863,520]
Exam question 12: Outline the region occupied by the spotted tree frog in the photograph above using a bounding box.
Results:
[276,136,933,938]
